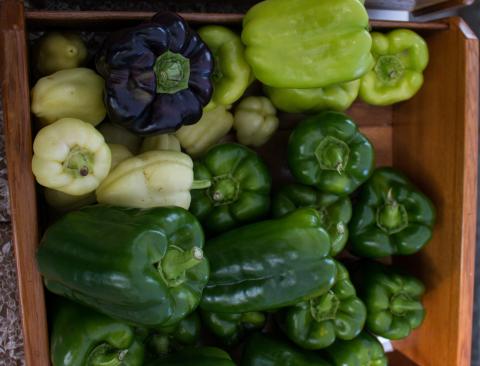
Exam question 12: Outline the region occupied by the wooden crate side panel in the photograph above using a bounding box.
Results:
[392,17,478,366]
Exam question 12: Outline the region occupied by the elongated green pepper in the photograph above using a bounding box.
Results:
[200,208,336,313]
[146,347,235,366]
[288,111,375,195]
[37,205,209,328]
[50,299,144,366]
[278,261,366,349]
[349,167,436,258]
[272,183,352,256]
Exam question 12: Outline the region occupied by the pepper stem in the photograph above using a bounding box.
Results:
[314,136,350,174]
[154,50,191,94]
[207,175,240,206]
[190,179,212,190]
[376,188,409,234]
[390,294,423,316]
[309,291,340,322]
[375,54,405,86]
[159,246,204,287]
[63,145,94,178]
[87,343,128,366]
[241,312,266,328]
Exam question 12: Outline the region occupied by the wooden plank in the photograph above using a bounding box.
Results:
[391,17,478,366]
[0,1,50,366]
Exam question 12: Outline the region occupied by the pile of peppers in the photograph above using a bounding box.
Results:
[28,1,436,365]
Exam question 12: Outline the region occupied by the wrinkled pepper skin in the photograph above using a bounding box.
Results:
[37,205,209,328]
[96,12,213,136]
[201,310,266,345]
[50,299,144,366]
[264,80,360,114]
[190,143,271,234]
[146,347,235,366]
[323,331,388,366]
[279,261,366,350]
[272,183,352,256]
[353,261,425,340]
[288,111,375,196]
[349,167,436,258]
[360,29,429,106]
[200,208,336,313]
[241,333,331,366]
[242,0,373,89]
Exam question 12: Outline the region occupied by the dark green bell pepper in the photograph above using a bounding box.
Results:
[50,299,144,366]
[349,167,436,258]
[200,208,336,313]
[278,261,366,350]
[201,310,266,345]
[352,261,425,340]
[288,111,375,195]
[323,331,388,366]
[241,333,331,366]
[190,143,271,234]
[37,205,209,328]
[272,183,352,256]
[146,347,235,366]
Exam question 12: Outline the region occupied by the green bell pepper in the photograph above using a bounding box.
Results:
[50,299,144,366]
[352,261,425,340]
[349,167,436,258]
[37,205,209,328]
[272,183,352,256]
[241,333,331,366]
[190,143,271,234]
[200,208,336,313]
[241,0,373,89]
[198,26,251,108]
[201,310,266,345]
[322,331,388,366]
[288,111,375,196]
[360,29,429,106]
[146,347,235,366]
[278,261,366,350]
[264,80,360,114]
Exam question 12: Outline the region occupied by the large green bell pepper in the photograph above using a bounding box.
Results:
[288,111,375,196]
[146,347,235,366]
[349,167,436,258]
[241,0,373,89]
[241,333,331,366]
[198,26,251,109]
[190,143,271,234]
[353,261,425,340]
[264,80,360,114]
[200,208,336,313]
[50,299,144,366]
[272,183,352,256]
[360,29,429,106]
[37,205,209,328]
[201,310,266,345]
[322,331,388,366]
[278,261,366,350]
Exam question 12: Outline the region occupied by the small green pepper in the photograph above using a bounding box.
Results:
[272,183,352,256]
[360,29,429,106]
[146,347,235,366]
[349,167,436,258]
[288,111,375,195]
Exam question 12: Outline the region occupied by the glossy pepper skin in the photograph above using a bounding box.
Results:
[349,167,436,258]
[323,331,388,366]
[241,333,331,366]
[197,25,251,109]
[272,183,352,256]
[353,261,425,340]
[242,0,373,89]
[190,143,271,234]
[278,261,366,350]
[50,299,144,366]
[200,208,336,313]
[37,205,209,328]
[360,29,429,106]
[201,310,266,345]
[96,12,213,136]
[288,111,375,196]
[146,347,235,366]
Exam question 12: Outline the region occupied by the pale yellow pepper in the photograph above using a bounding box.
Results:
[140,134,181,153]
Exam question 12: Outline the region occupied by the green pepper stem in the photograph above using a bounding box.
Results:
[208,175,240,206]
[309,291,340,322]
[314,136,350,174]
[159,246,204,287]
[375,54,405,85]
[390,294,423,316]
[376,189,409,234]
[191,179,212,190]
[87,343,128,366]
[241,312,266,327]
[154,50,191,94]
[63,145,94,178]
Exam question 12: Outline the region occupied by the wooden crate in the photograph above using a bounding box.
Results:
[1,0,478,365]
